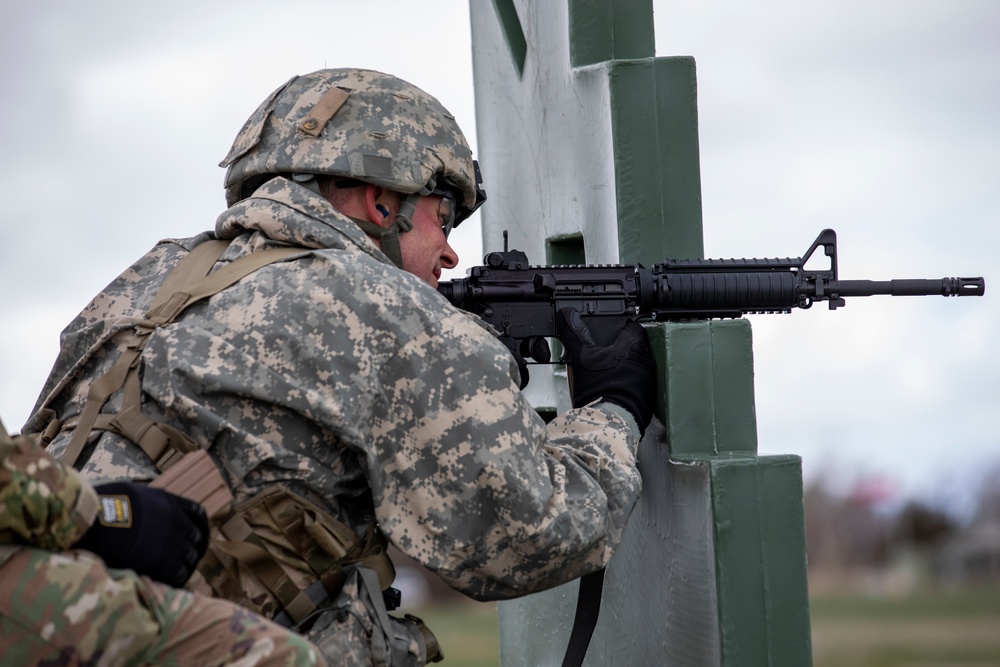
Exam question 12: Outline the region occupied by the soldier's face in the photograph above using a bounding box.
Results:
[398,195,459,287]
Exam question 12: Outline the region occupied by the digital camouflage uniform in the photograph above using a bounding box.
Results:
[0,421,325,666]
[25,69,642,665]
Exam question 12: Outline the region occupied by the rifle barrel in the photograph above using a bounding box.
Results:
[835,278,985,297]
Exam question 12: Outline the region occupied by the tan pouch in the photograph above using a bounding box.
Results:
[149,449,233,519]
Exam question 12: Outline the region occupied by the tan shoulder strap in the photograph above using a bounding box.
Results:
[148,239,230,313]
[145,244,304,325]
[59,241,304,469]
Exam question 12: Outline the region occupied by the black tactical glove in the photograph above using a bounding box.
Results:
[556,308,656,436]
[73,482,209,587]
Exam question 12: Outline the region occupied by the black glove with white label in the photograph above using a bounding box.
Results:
[556,308,656,436]
[73,482,209,587]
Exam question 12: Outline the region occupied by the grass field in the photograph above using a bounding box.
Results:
[413,583,1000,666]
[416,601,500,666]
[810,585,1000,667]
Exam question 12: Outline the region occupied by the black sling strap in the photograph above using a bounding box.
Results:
[560,567,605,667]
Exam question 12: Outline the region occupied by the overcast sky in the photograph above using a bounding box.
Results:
[1,1,996,515]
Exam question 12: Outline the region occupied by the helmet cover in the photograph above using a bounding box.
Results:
[220,68,484,219]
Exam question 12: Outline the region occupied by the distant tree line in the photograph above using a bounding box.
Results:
[803,462,1000,582]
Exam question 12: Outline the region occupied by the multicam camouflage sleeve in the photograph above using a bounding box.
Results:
[0,421,98,550]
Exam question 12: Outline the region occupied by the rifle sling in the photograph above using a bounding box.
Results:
[560,567,605,667]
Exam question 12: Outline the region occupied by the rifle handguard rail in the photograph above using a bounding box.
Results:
[438,229,985,365]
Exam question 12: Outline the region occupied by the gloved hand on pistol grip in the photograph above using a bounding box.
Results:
[556,308,657,436]
[72,482,209,588]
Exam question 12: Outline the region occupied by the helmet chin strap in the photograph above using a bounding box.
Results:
[291,173,417,269]
[348,192,419,270]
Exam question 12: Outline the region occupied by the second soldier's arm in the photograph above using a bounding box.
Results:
[0,420,208,586]
[0,420,100,551]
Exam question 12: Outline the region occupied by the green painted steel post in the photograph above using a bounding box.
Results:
[470,1,812,664]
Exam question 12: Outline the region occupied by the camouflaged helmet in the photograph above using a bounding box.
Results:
[219,68,485,219]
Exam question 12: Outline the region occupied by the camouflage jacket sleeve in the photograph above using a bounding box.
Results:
[369,307,642,602]
[0,423,99,550]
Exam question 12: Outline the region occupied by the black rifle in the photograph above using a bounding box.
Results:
[438,228,985,369]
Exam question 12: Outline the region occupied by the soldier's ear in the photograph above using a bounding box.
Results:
[363,185,395,228]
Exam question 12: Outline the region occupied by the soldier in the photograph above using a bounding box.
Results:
[0,419,325,665]
[24,68,656,665]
